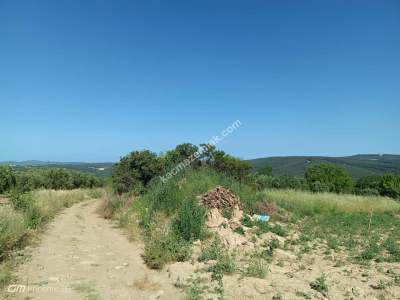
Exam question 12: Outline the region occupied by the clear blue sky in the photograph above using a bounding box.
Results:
[1,0,399,162]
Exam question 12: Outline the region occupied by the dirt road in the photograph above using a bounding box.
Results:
[12,200,182,300]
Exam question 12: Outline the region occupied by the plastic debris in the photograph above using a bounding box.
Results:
[252,214,270,222]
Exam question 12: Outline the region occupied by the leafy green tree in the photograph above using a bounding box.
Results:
[355,175,381,196]
[0,166,16,193]
[379,173,400,199]
[305,163,353,194]
[249,174,307,191]
[15,172,39,192]
[212,150,252,181]
[45,168,73,190]
[112,150,164,194]
[257,165,273,176]
[164,143,200,168]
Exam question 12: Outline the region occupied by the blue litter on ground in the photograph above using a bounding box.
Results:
[253,214,270,222]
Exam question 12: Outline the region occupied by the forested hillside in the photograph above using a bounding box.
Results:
[247,154,400,179]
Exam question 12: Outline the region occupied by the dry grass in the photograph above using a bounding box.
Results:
[33,189,88,221]
[133,276,161,291]
[0,206,26,258]
[263,189,400,215]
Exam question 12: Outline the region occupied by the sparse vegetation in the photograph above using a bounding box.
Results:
[242,256,268,278]
[198,238,223,262]
[310,273,328,294]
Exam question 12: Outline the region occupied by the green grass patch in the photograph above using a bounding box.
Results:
[143,230,191,269]
[242,256,268,278]
[263,189,400,261]
[310,274,328,294]
[198,238,222,262]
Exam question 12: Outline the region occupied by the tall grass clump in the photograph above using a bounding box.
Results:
[264,189,400,216]
[0,207,26,259]
[172,197,206,241]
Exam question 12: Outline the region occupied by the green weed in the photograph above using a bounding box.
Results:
[198,238,222,262]
[310,274,328,293]
[242,257,268,278]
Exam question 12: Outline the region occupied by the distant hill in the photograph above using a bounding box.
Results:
[247,154,400,179]
[3,154,400,180]
[0,161,115,178]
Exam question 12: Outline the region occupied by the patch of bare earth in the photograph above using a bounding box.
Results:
[167,206,400,299]
[165,186,400,299]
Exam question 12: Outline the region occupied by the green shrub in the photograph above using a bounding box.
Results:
[264,239,280,257]
[310,274,328,293]
[383,237,400,262]
[212,152,252,181]
[172,197,206,242]
[143,231,191,269]
[269,224,288,237]
[356,174,400,199]
[24,205,42,229]
[380,173,400,199]
[240,215,253,227]
[357,242,380,262]
[86,188,104,199]
[253,220,269,235]
[234,226,245,235]
[207,253,236,275]
[250,174,307,191]
[8,191,43,229]
[0,166,16,194]
[198,238,222,262]
[257,165,273,176]
[9,190,31,211]
[112,150,164,195]
[164,143,201,169]
[305,163,353,194]
[355,175,381,196]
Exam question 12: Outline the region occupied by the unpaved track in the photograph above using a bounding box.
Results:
[14,200,182,300]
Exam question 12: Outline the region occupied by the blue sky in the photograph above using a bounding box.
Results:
[1,0,399,162]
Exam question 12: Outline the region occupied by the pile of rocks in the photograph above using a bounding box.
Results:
[201,186,242,209]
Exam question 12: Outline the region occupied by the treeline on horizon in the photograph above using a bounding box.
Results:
[0,167,103,194]
[111,143,400,200]
[1,143,399,200]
